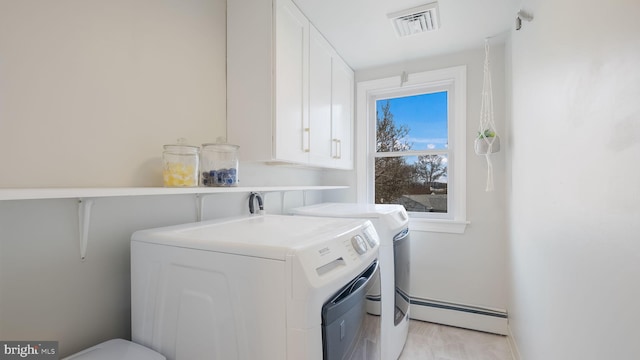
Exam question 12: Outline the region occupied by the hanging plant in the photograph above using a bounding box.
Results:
[474,129,500,155]
[476,39,500,191]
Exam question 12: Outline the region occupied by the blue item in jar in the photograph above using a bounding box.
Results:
[202,168,237,187]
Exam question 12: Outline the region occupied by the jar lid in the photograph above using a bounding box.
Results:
[202,143,239,151]
[163,144,200,154]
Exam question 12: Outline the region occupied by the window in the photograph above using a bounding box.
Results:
[374,91,449,214]
[356,66,468,233]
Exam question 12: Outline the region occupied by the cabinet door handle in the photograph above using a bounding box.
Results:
[332,138,341,159]
[304,128,310,152]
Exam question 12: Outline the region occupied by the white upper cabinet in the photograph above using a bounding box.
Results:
[274,0,309,164]
[227,0,353,169]
[308,26,354,169]
[330,49,354,169]
[308,26,334,167]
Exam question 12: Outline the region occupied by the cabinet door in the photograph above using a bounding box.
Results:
[331,55,354,169]
[308,26,334,167]
[274,0,309,163]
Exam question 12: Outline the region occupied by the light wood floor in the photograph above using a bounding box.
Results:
[398,320,513,360]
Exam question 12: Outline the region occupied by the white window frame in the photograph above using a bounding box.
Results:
[356,66,469,233]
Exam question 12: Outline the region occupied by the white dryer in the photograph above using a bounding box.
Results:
[131,215,380,360]
[291,203,410,360]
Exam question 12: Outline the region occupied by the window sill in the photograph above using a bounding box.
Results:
[409,218,469,234]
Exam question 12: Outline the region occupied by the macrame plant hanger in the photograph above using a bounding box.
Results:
[475,38,500,191]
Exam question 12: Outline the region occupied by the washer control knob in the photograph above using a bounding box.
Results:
[351,235,368,255]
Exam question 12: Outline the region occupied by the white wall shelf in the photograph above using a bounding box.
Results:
[0,186,348,201]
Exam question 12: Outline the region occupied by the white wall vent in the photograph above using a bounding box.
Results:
[388,2,440,38]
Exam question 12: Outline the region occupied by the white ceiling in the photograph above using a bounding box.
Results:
[293,0,518,70]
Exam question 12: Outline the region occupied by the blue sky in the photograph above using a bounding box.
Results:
[376,91,448,151]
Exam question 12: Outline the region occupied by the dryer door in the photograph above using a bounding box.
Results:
[321,260,379,360]
[393,228,411,325]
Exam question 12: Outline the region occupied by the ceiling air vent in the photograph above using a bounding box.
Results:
[388,2,440,38]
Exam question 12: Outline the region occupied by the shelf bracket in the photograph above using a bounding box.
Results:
[280,191,286,214]
[196,194,202,221]
[78,198,94,261]
[196,194,215,221]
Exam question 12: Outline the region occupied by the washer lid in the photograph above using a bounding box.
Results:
[132,215,371,260]
[64,339,165,360]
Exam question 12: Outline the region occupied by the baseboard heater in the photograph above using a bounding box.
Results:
[366,295,508,335]
[411,297,507,318]
[409,296,508,335]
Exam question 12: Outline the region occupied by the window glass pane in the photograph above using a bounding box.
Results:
[376,91,448,152]
[374,155,448,213]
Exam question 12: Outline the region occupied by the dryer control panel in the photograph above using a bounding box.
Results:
[292,221,380,297]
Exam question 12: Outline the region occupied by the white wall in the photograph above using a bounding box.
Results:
[353,45,509,324]
[507,0,640,358]
[0,0,226,187]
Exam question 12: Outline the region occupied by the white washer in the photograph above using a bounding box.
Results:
[131,215,380,360]
[291,203,410,360]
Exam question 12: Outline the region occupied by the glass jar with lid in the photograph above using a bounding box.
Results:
[162,144,200,187]
[200,143,239,187]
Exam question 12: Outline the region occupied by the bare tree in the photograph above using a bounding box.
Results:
[375,101,413,203]
[414,155,447,192]
[376,101,411,152]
